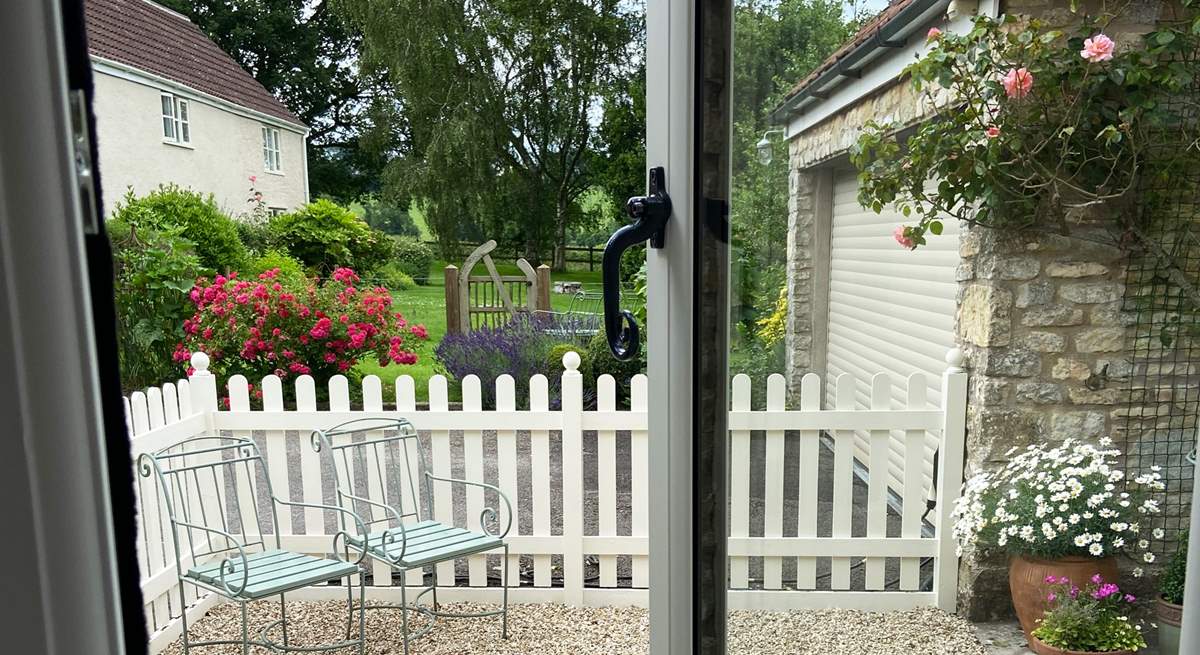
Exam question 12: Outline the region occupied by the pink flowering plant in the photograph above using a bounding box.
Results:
[1032,574,1147,652]
[174,267,427,397]
[851,4,1200,249]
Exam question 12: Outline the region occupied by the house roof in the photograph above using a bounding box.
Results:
[770,0,947,124]
[84,0,306,129]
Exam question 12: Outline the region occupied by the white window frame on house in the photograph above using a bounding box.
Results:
[160,92,190,146]
[262,126,282,173]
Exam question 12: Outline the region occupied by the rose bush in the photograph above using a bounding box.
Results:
[851,5,1200,250]
[175,267,426,400]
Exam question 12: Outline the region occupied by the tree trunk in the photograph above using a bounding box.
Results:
[553,198,568,271]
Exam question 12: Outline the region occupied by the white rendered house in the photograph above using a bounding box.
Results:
[85,0,309,217]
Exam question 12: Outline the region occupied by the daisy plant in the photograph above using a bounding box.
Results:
[952,438,1166,572]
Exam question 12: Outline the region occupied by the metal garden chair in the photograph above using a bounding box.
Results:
[139,435,369,655]
[313,418,513,655]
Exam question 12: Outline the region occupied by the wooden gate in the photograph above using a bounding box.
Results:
[445,240,551,334]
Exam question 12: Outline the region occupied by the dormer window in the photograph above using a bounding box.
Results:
[161,93,190,145]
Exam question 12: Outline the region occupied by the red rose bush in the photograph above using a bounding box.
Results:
[174,267,425,395]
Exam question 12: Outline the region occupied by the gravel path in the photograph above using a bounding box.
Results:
[163,601,986,655]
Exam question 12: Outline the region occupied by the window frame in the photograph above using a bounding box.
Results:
[160,92,190,145]
[262,126,282,173]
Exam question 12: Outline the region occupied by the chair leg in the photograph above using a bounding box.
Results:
[240,600,249,655]
[280,592,289,647]
[344,573,354,640]
[401,579,410,655]
[357,572,366,655]
[179,584,190,655]
[502,545,510,639]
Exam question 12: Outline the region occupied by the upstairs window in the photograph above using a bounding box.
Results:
[262,127,281,172]
[160,93,190,145]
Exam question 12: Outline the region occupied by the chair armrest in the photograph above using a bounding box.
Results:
[426,473,514,539]
[334,490,410,565]
[175,520,250,596]
[273,498,370,565]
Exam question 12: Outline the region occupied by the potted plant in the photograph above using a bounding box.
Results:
[951,438,1165,645]
[1030,574,1147,654]
[1156,530,1187,655]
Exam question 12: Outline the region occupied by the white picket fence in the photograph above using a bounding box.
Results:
[127,350,967,653]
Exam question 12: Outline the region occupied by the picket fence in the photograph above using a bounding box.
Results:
[126,350,967,653]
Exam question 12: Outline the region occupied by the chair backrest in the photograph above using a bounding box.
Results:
[314,418,429,534]
[138,435,282,568]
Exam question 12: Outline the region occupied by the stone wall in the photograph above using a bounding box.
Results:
[783,161,815,397]
[954,226,1135,619]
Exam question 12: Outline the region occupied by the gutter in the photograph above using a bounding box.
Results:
[768,0,952,125]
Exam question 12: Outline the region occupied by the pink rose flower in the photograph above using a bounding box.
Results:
[926,27,942,41]
[1002,67,1033,99]
[1080,34,1115,63]
[893,225,915,249]
[985,125,1001,139]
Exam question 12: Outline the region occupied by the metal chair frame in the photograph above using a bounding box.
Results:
[313,418,513,655]
[139,435,369,655]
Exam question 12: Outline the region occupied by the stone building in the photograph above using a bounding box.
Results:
[769,0,1193,618]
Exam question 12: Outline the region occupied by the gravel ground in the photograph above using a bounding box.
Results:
[162,601,986,655]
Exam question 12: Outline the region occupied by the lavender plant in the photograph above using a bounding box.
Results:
[435,318,573,408]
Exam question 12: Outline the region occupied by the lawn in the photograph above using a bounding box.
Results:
[354,258,605,403]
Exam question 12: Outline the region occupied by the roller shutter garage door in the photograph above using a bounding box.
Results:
[825,169,960,496]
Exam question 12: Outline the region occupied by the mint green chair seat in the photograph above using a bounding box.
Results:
[347,521,503,568]
[187,550,359,600]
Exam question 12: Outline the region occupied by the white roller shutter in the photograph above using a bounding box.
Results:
[825,169,960,495]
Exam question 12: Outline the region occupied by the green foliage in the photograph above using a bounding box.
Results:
[852,7,1200,248]
[391,235,435,284]
[1033,576,1147,652]
[266,199,391,273]
[548,343,592,382]
[373,262,417,291]
[250,249,307,286]
[337,0,637,267]
[1161,531,1189,605]
[581,332,644,406]
[236,219,273,256]
[362,197,419,236]
[107,215,205,392]
[112,186,248,273]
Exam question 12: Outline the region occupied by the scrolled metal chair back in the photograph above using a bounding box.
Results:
[138,436,282,582]
[312,418,430,534]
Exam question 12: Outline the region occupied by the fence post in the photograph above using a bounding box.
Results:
[561,351,584,605]
[589,246,595,271]
[188,352,219,421]
[934,347,968,612]
[535,264,552,313]
[444,265,461,334]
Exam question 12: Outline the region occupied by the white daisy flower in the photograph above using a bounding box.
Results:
[1089,543,1104,556]
[1144,552,1156,563]
[1153,528,1165,539]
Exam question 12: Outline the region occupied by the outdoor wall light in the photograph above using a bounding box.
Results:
[756,128,785,165]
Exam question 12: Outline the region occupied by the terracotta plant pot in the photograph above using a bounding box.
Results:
[1156,596,1183,655]
[1009,555,1119,644]
[1027,634,1134,655]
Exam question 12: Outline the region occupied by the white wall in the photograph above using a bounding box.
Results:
[91,68,308,218]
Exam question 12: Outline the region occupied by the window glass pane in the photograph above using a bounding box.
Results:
[178,101,189,143]
[161,95,175,139]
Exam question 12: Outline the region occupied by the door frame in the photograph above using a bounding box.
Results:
[646,1,732,654]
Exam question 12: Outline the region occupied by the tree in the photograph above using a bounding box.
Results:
[337,0,636,269]
[160,0,383,201]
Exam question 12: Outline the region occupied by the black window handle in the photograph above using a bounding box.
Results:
[602,166,671,361]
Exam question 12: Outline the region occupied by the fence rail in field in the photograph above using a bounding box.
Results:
[127,350,967,653]
[425,239,612,272]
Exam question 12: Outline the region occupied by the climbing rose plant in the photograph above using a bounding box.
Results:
[952,438,1165,566]
[851,5,1200,250]
[175,267,426,395]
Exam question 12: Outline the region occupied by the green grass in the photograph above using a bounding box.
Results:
[353,259,604,402]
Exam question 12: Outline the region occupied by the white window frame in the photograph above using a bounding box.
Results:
[160,92,190,145]
[262,126,281,173]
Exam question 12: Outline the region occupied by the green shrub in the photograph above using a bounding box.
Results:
[391,235,435,284]
[581,332,644,406]
[266,199,392,274]
[236,219,272,255]
[547,342,591,381]
[112,186,248,273]
[373,262,417,291]
[250,249,307,286]
[1161,531,1188,605]
[362,198,419,237]
[107,216,205,392]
